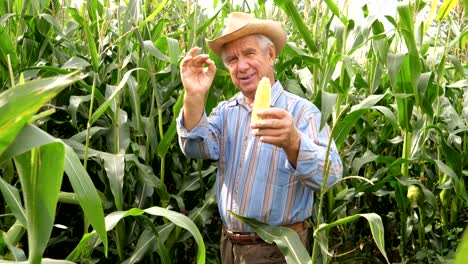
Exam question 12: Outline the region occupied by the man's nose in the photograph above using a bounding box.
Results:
[237,57,249,71]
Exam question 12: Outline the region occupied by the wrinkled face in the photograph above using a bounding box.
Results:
[222,35,275,101]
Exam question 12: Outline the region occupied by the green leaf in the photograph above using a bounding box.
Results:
[67,7,84,25]
[178,188,217,242]
[144,40,171,62]
[158,90,184,157]
[39,14,68,40]
[323,0,349,25]
[0,178,26,226]
[231,211,311,264]
[102,152,125,211]
[397,2,419,58]
[102,207,205,264]
[417,72,436,116]
[435,160,468,204]
[144,207,206,264]
[283,79,306,98]
[122,224,175,264]
[83,21,99,71]
[371,106,398,128]
[447,79,468,88]
[349,93,386,112]
[2,259,76,264]
[61,57,91,70]
[63,145,109,254]
[91,68,144,124]
[126,76,143,136]
[66,233,99,261]
[333,109,366,148]
[68,95,92,128]
[0,72,84,156]
[0,125,108,256]
[0,24,18,69]
[177,166,216,195]
[295,67,314,98]
[14,142,65,263]
[315,213,389,263]
[138,0,169,29]
[436,0,459,21]
[351,149,378,174]
[455,228,468,264]
[389,54,416,132]
[2,230,27,261]
[125,154,160,188]
[86,0,99,25]
[274,0,317,52]
[320,91,337,130]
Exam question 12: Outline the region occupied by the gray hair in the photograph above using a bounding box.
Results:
[221,34,274,66]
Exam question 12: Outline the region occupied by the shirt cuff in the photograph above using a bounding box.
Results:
[176,110,209,139]
[285,133,319,175]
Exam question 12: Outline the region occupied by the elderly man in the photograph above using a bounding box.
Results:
[177,12,343,263]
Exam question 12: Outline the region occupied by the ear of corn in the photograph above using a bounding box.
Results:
[251,77,271,124]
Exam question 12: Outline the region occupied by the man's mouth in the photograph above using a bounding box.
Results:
[239,73,256,81]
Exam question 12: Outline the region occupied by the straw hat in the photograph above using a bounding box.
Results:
[206,12,287,58]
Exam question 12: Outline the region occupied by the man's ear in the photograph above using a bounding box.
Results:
[268,45,276,65]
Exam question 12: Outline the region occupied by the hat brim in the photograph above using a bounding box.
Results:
[206,20,286,58]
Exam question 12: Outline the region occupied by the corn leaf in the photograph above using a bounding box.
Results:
[435,160,468,204]
[14,142,65,263]
[144,207,206,264]
[121,223,174,264]
[103,207,205,264]
[425,0,439,33]
[0,72,84,156]
[315,213,389,263]
[0,178,26,226]
[0,125,108,256]
[455,228,468,264]
[138,0,169,29]
[102,152,125,211]
[274,0,317,52]
[2,227,27,261]
[320,91,337,130]
[436,0,459,21]
[158,90,184,157]
[333,109,366,149]
[323,0,348,25]
[231,211,312,264]
[0,24,18,68]
[91,68,144,124]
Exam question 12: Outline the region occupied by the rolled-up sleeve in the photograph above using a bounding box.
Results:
[286,110,343,191]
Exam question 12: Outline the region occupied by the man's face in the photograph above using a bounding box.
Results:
[222,35,275,101]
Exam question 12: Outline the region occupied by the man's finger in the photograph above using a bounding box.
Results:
[187,46,201,56]
[251,118,283,129]
[256,108,287,119]
[192,55,211,66]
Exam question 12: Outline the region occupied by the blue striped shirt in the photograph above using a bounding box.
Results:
[177,81,343,232]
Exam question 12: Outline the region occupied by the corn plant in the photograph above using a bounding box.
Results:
[0,0,466,263]
[1,0,210,262]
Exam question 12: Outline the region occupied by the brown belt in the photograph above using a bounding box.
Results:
[224,221,307,245]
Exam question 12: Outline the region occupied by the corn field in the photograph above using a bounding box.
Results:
[0,0,467,263]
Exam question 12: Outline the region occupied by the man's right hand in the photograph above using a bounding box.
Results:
[180,47,216,97]
[180,47,217,131]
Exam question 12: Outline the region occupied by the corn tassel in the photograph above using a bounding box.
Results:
[251,77,271,124]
